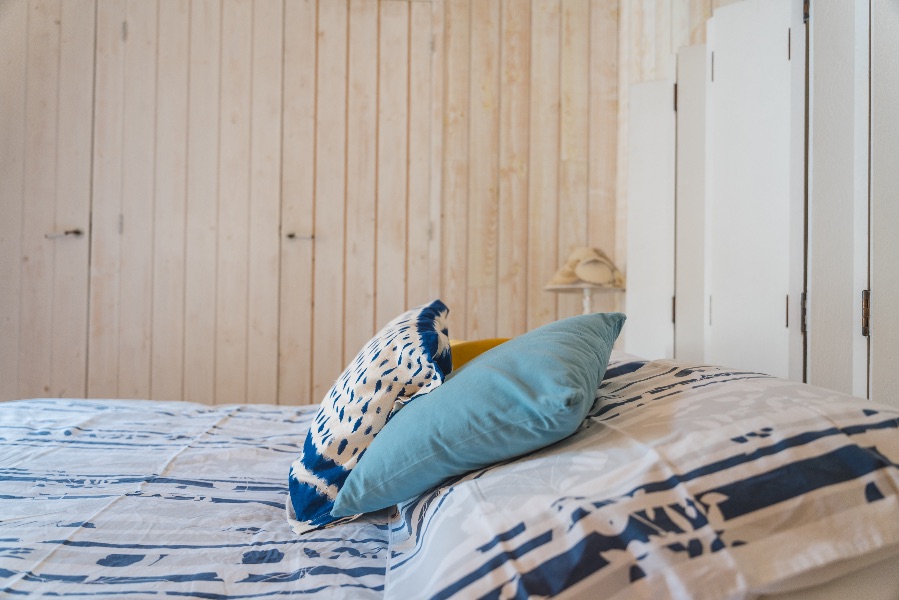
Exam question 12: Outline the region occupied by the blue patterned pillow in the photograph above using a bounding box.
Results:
[287,300,451,534]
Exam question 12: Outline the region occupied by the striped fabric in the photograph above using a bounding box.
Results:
[3,357,898,599]
[287,299,451,533]
[0,399,387,598]
[382,360,899,599]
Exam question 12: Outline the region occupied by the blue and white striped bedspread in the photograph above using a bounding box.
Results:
[3,358,899,599]
[383,360,899,599]
[0,399,388,598]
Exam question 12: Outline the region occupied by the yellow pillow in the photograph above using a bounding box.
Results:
[449,338,510,370]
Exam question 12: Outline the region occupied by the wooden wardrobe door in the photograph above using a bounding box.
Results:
[0,1,94,402]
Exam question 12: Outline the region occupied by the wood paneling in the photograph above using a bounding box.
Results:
[441,0,471,332]
[152,0,189,401]
[527,0,562,329]
[279,0,317,405]
[117,0,157,399]
[344,0,379,361]
[21,0,64,398]
[588,0,619,315]
[183,0,221,404]
[466,0,500,338]
[0,0,28,401]
[407,0,439,309]
[376,0,411,328]
[2,0,713,405]
[215,0,253,404]
[311,0,348,403]
[246,0,283,404]
[1,0,93,401]
[496,0,530,336]
[89,0,126,397]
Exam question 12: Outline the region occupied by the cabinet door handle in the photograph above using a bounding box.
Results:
[45,229,83,239]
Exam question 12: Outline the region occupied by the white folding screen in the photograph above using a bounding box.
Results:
[705,0,792,379]
[870,0,899,408]
[674,45,707,363]
[806,1,870,398]
[625,80,676,360]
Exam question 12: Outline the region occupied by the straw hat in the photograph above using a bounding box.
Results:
[547,247,625,288]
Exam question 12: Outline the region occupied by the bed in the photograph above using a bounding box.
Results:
[3,306,899,599]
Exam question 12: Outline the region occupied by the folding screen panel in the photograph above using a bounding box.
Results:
[870,0,899,408]
[674,44,707,363]
[705,0,792,379]
[624,80,675,360]
[806,2,869,397]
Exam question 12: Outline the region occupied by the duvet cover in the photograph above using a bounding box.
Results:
[2,354,898,599]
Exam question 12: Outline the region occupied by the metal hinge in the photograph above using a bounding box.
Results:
[710,51,715,82]
[862,289,871,337]
[788,28,791,60]
[800,292,807,334]
[804,0,810,24]
[673,83,678,111]
[672,296,676,324]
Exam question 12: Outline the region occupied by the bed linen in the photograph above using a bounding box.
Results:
[0,399,389,598]
[2,353,898,599]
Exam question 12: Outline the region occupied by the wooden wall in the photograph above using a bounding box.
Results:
[0,0,734,405]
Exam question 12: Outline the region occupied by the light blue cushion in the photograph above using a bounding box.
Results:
[287,300,452,534]
[331,312,626,517]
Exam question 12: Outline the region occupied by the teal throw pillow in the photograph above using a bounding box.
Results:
[331,312,626,517]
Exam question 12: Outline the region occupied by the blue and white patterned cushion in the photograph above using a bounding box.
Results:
[287,299,451,534]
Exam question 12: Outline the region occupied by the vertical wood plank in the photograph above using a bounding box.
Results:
[52,0,93,397]
[117,0,157,399]
[19,0,61,398]
[89,0,126,398]
[557,0,590,319]
[152,0,189,401]
[344,0,378,357]
[441,0,471,336]
[427,0,446,305]
[672,0,711,48]
[466,0,500,337]
[615,0,630,269]
[183,0,221,404]
[376,0,410,326]
[0,0,28,401]
[312,0,348,401]
[497,0,530,336]
[246,0,283,404]
[588,0,619,314]
[216,0,253,404]
[279,0,316,405]
[406,0,437,309]
[634,0,673,82]
[527,0,561,328]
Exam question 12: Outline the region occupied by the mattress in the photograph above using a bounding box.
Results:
[2,354,898,599]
